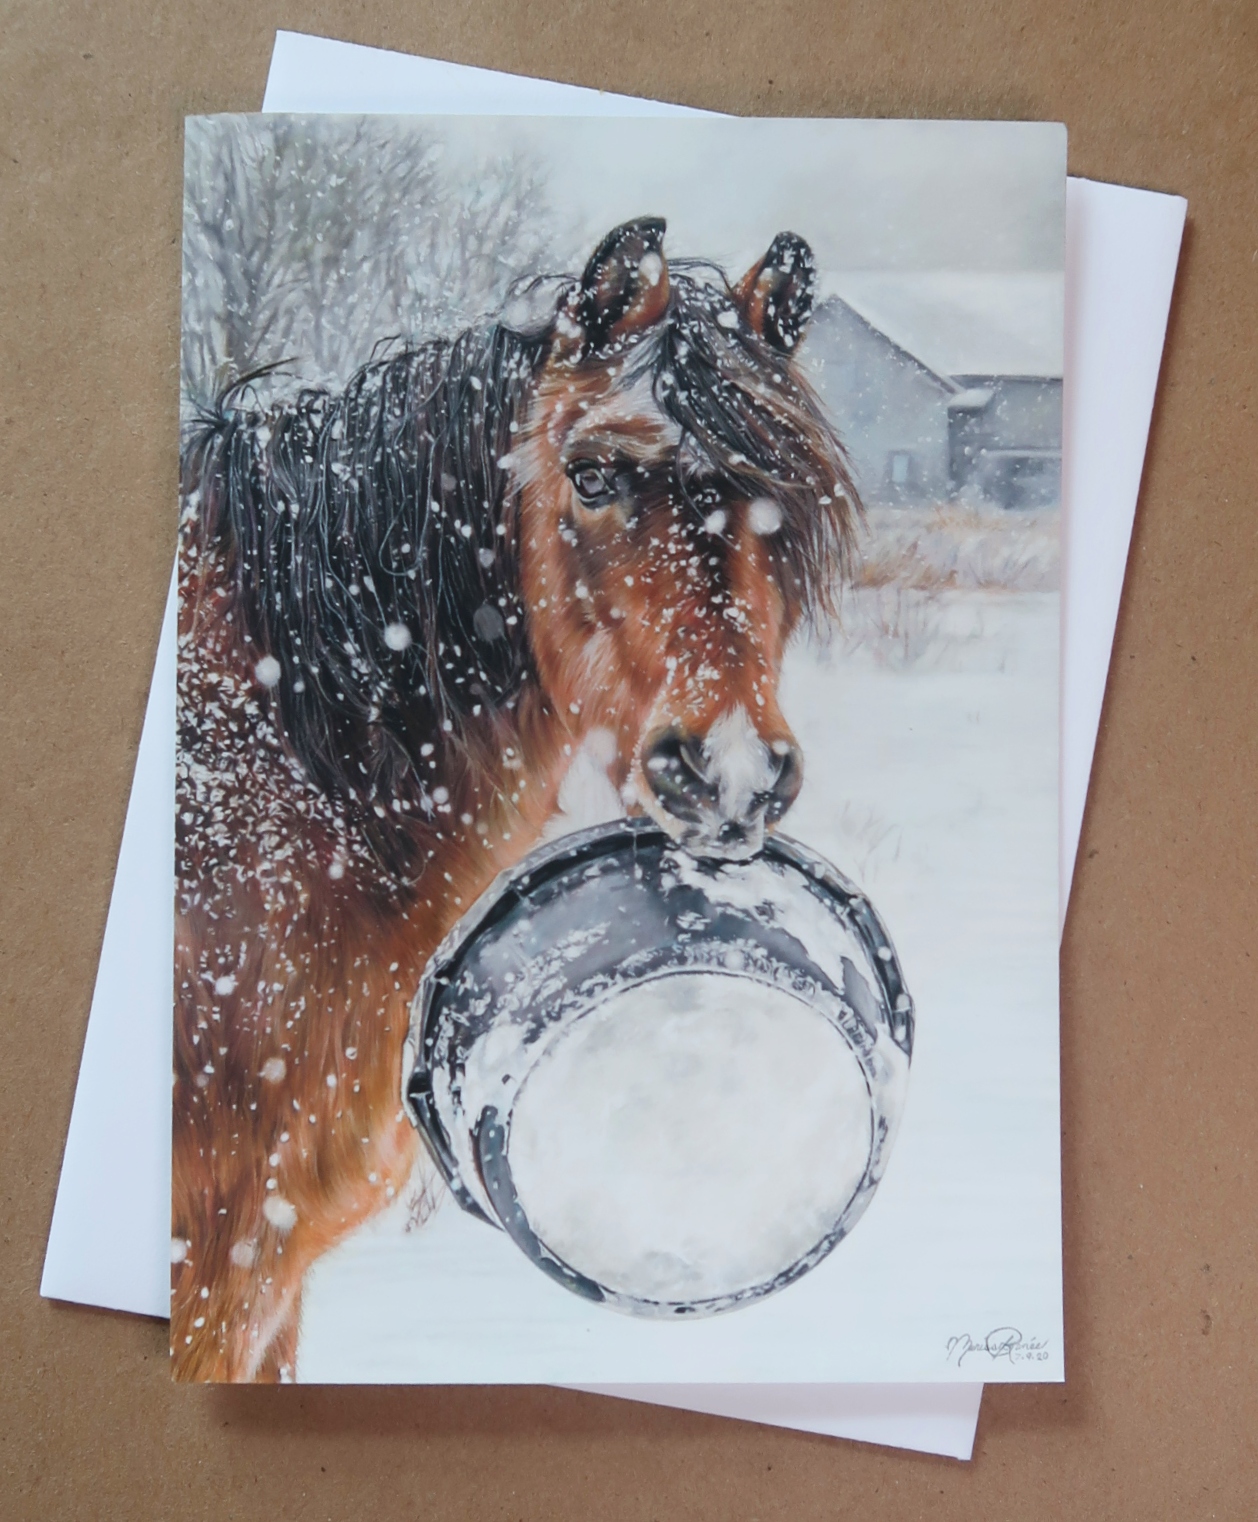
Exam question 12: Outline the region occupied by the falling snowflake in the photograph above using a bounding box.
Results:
[262,1196,298,1231]
[748,499,783,536]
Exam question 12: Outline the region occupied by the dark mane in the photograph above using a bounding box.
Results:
[181,269,859,865]
[183,322,548,837]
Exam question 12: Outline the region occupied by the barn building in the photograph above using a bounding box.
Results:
[798,272,1064,509]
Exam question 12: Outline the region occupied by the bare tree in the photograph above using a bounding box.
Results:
[181,116,564,413]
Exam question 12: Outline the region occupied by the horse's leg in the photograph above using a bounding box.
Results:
[171,789,517,1381]
[250,1286,302,1383]
[170,1110,278,1382]
[171,1133,395,1382]
[171,1005,424,1380]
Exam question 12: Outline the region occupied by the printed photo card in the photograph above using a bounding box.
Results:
[174,115,1065,1383]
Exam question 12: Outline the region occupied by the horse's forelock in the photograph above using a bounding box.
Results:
[629,272,860,626]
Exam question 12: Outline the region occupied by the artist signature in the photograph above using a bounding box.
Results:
[946,1328,1050,1367]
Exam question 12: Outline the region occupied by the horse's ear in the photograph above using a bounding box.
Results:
[565,218,670,355]
[733,232,817,352]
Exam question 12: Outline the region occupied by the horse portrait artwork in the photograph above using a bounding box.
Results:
[172,217,860,1381]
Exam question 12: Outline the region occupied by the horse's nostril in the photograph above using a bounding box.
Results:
[678,736,708,781]
[763,742,803,823]
[642,729,717,824]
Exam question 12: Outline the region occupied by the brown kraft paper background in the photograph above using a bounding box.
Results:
[1,2,1255,1516]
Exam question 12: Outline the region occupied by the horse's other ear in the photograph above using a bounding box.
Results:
[733,232,817,352]
[568,217,670,354]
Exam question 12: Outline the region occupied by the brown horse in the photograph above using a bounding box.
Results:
[172,218,858,1380]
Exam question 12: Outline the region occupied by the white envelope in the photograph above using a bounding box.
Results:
[40,30,1184,1462]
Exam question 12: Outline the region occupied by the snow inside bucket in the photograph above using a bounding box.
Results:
[506,972,874,1303]
[402,819,913,1316]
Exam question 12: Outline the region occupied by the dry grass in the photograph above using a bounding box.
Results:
[851,503,1060,594]
[837,586,947,669]
[831,801,904,884]
[826,503,1059,668]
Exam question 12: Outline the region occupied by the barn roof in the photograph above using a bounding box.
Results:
[817,271,1064,381]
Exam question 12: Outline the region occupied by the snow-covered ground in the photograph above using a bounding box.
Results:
[297,583,1061,1383]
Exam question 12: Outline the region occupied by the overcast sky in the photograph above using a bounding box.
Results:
[421,115,1066,280]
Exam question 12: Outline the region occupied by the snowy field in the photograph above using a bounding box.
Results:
[296,521,1061,1383]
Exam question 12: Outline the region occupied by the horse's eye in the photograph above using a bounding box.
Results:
[568,461,614,506]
